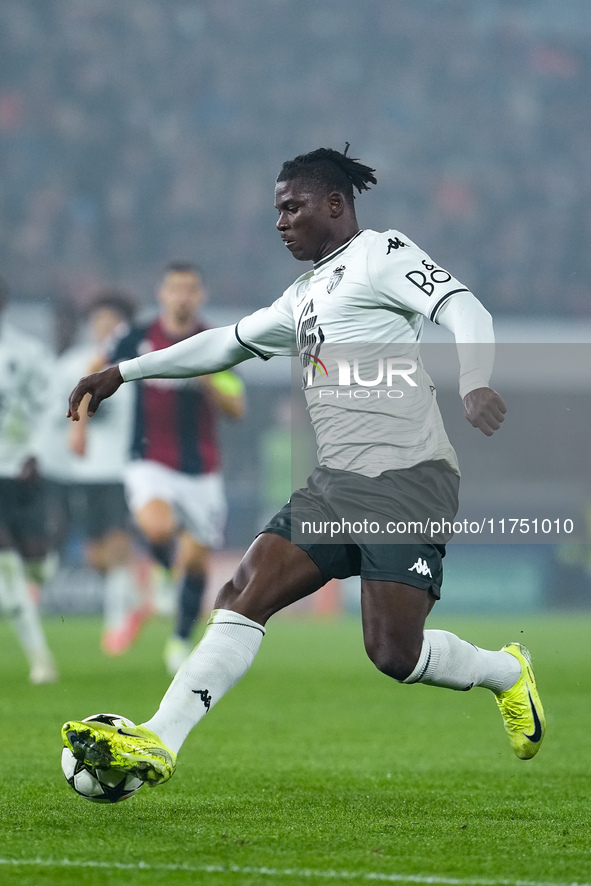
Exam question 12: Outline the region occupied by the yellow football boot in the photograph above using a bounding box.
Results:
[495,643,545,760]
[62,718,176,786]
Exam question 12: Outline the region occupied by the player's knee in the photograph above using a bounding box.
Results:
[213,576,270,625]
[135,501,176,546]
[214,577,242,610]
[139,520,175,547]
[365,639,419,682]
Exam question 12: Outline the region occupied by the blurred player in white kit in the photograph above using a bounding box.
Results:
[0,276,58,683]
[38,291,148,655]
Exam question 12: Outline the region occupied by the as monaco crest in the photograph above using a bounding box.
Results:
[327,265,345,293]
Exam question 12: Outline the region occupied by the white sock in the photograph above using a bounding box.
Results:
[0,550,53,661]
[143,608,265,754]
[404,629,521,694]
[102,566,140,631]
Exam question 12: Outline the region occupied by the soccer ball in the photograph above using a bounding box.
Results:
[61,713,144,803]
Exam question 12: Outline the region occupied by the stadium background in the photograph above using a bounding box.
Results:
[2,0,591,615]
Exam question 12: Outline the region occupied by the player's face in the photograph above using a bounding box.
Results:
[275,180,341,263]
[158,271,204,325]
[90,307,125,344]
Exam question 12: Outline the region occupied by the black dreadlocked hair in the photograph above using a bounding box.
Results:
[276,144,377,206]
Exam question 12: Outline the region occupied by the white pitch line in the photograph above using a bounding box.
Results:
[0,858,589,886]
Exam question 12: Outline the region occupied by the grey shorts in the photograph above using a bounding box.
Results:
[260,461,459,598]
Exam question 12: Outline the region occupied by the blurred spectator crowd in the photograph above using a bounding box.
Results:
[1,0,590,320]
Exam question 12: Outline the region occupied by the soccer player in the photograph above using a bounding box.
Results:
[38,291,146,656]
[78,262,245,673]
[62,147,544,786]
[0,277,58,683]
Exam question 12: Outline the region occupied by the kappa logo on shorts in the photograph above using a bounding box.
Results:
[408,557,432,578]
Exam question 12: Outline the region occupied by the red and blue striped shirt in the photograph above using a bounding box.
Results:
[110,318,220,475]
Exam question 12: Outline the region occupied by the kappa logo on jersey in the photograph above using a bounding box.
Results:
[386,237,408,253]
[327,265,346,293]
[406,260,452,297]
[408,557,432,578]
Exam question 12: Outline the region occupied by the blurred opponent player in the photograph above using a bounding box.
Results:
[64,147,544,785]
[0,277,58,683]
[79,263,245,673]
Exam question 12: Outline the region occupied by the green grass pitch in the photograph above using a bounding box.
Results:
[0,610,590,886]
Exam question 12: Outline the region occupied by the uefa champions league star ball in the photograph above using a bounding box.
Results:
[61,713,144,803]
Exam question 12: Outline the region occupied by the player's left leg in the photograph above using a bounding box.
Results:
[361,577,519,689]
[361,570,545,759]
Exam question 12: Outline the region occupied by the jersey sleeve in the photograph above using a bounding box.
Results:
[367,231,472,323]
[234,290,296,359]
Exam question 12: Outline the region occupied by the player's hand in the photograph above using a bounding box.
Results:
[462,387,506,436]
[68,365,123,421]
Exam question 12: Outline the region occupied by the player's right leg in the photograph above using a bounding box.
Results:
[142,533,323,749]
[62,532,323,785]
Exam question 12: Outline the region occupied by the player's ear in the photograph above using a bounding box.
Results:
[327,191,345,218]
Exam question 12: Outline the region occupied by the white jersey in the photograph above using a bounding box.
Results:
[0,320,54,478]
[236,229,470,477]
[36,342,134,483]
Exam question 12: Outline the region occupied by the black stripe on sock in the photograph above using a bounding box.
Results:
[210,621,265,635]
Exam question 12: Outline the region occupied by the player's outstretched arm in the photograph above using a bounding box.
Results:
[462,386,507,437]
[68,365,123,420]
[68,324,261,421]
